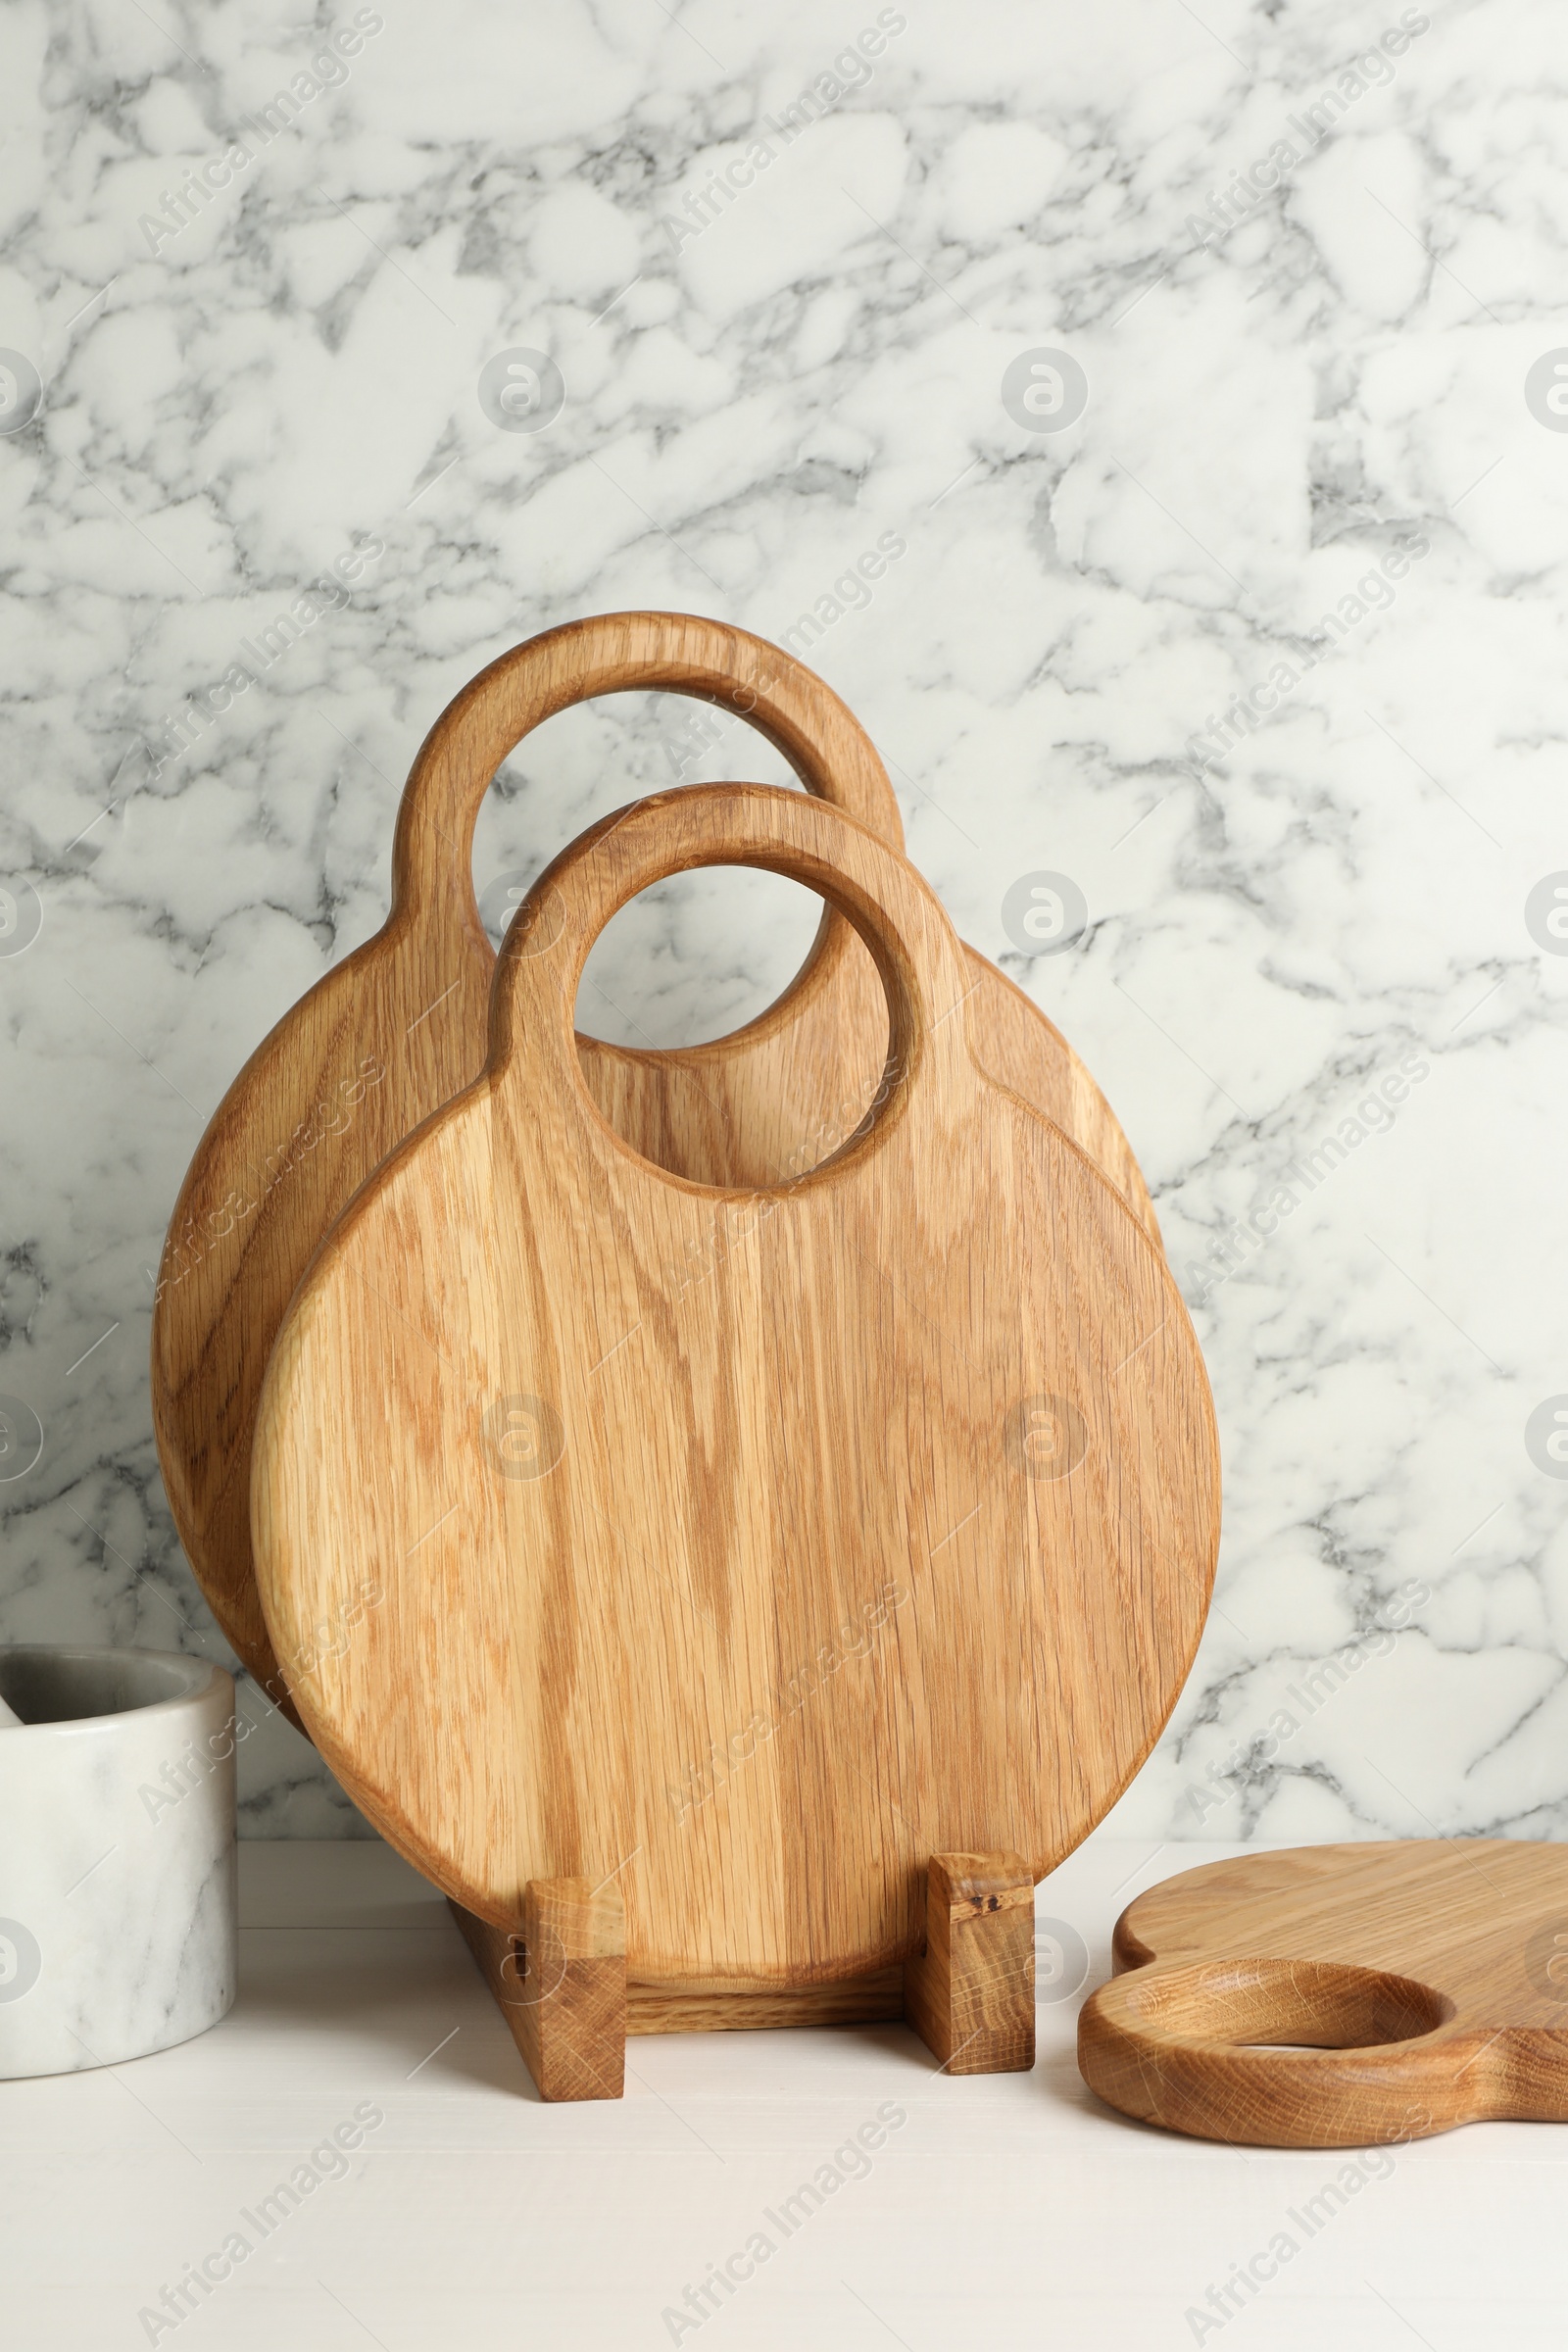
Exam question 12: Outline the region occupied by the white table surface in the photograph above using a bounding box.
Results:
[8,1830,1562,2350]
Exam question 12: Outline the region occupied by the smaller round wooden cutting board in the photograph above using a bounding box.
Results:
[252,782,1219,1990]
[1079,1840,1568,2146]
[152,612,1159,1721]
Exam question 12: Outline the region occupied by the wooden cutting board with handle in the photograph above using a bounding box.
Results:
[152,612,1158,1720]
[252,781,1218,1987]
[1079,1840,1568,2146]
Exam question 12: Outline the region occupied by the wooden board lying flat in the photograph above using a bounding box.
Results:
[1079,1840,1568,2145]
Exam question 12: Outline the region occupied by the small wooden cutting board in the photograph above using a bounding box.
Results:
[152,613,1158,1718]
[1079,1840,1568,2145]
[252,782,1219,1989]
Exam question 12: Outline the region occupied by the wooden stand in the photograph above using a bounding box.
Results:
[453,1850,1036,2102]
[902,1850,1037,2076]
[451,1876,627,2101]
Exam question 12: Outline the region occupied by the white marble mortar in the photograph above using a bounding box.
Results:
[0,1645,237,2078]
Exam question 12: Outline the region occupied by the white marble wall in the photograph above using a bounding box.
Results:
[1,0,1564,1840]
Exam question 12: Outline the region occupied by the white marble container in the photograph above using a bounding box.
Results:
[0,1645,237,2079]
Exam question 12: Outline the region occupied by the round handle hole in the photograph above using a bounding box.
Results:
[573,867,831,1051]
[470,690,796,953]
[567,864,893,1185]
[1122,1957,1453,2050]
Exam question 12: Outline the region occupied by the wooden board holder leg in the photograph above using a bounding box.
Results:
[454,1850,1035,2101]
[451,1876,626,2102]
[903,1851,1036,2077]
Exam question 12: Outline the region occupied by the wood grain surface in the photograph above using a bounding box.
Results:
[1079,1839,1568,2146]
[252,782,1218,1989]
[453,1846,1030,2098]
[903,1852,1036,2076]
[152,612,1159,1719]
[452,1878,627,2101]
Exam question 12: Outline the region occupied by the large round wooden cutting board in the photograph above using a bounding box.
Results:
[152,613,1159,1719]
[252,784,1218,1988]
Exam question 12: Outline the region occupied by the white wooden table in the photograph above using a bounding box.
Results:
[8,1831,1560,2349]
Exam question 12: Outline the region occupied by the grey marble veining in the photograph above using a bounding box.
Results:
[1,0,1565,1843]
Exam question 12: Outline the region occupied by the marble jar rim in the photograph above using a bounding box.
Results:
[0,1642,226,1732]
